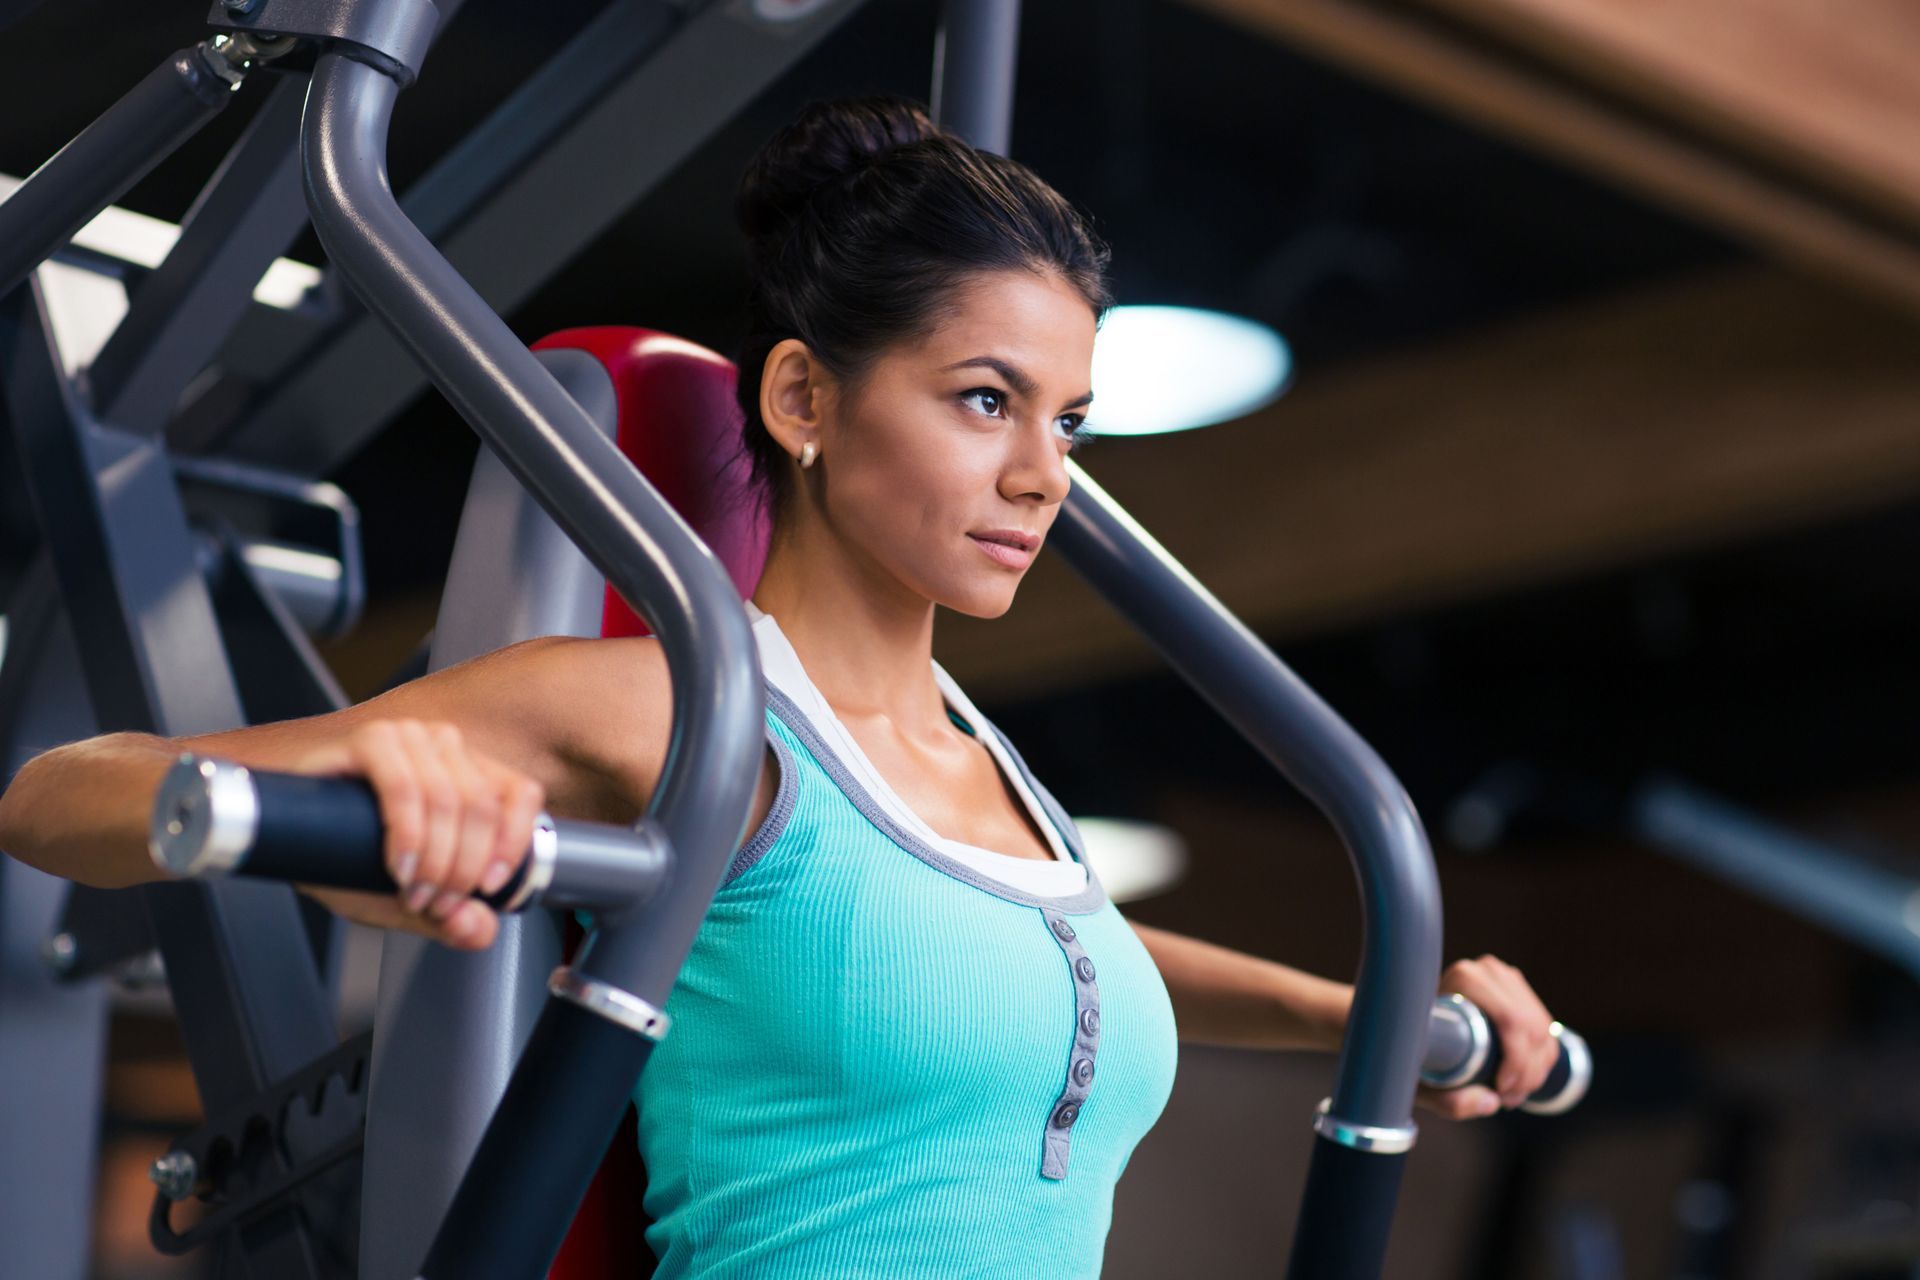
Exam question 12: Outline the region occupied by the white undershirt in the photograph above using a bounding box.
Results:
[746,602,1089,898]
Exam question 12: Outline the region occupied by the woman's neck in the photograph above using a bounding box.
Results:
[749,522,948,737]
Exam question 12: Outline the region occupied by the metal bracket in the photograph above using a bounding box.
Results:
[175,452,365,639]
[205,0,442,86]
[149,1030,373,1256]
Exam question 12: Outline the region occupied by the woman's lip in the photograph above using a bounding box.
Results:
[969,534,1035,568]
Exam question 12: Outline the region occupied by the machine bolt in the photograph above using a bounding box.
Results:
[114,949,167,990]
[149,1151,198,1201]
[41,932,77,975]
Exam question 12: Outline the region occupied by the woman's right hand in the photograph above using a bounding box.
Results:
[284,718,546,951]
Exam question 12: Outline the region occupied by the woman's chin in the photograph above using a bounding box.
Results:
[938,580,1022,620]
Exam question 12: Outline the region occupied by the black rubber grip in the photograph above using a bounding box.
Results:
[240,771,528,910]
[1285,1135,1408,1279]
[422,996,657,1278]
[1471,1029,1574,1104]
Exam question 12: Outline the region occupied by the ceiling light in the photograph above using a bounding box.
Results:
[0,173,322,311]
[1088,304,1291,437]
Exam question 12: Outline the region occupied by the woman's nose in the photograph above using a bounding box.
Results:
[1004,422,1072,505]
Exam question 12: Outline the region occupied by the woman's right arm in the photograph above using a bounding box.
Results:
[0,634,674,948]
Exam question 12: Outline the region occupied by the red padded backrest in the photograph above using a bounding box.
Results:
[530,327,769,1279]
[532,327,769,639]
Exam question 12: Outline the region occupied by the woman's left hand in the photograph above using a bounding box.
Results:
[1415,953,1558,1121]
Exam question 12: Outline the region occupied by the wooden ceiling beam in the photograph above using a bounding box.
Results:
[1412,0,1920,231]
[1177,0,1920,319]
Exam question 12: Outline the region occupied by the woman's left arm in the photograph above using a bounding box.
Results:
[1125,919,1349,1052]
[1127,920,1560,1120]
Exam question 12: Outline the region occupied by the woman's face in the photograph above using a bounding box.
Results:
[809,268,1096,618]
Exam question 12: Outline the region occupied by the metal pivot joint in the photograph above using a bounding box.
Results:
[205,0,443,86]
[200,30,301,86]
[1312,1098,1418,1156]
[548,967,671,1041]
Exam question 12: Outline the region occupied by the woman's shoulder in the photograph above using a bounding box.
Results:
[509,634,672,814]
[514,633,780,837]
[484,633,671,725]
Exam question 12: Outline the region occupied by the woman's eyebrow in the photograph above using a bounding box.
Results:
[941,355,1095,410]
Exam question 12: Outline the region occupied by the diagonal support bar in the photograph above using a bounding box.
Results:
[87,74,313,436]
[0,43,237,304]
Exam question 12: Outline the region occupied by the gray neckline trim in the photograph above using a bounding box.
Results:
[723,722,799,885]
[763,683,1109,913]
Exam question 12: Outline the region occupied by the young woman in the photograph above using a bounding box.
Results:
[0,95,1559,1275]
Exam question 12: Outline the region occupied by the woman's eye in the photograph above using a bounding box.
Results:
[961,388,1006,417]
[962,390,1091,450]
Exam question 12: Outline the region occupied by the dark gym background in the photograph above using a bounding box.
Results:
[5,0,1918,1276]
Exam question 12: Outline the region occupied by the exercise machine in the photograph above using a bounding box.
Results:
[0,1,1587,1277]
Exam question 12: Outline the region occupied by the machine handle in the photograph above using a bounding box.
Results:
[148,754,667,913]
[1419,992,1591,1115]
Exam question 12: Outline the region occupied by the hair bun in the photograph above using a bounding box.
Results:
[736,94,945,247]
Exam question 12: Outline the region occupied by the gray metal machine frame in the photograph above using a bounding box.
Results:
[0,2,1446,1278]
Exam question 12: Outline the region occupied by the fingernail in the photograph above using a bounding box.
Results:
[393,852,419,889]
[1477,1094,1501,1116]
[478,860,513,896]
[406,883,436,914]
[430,890,464,921]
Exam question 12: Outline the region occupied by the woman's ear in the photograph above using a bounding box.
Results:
[759,338,824,465]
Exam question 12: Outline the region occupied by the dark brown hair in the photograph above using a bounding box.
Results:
[733,93,1113,522]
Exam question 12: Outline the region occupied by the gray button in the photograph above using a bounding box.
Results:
[1073,1057,1095,1086]
[1075,956,1096,983]
[1049,917,1076,942]
[1079,1008,1100,1037]
[1052,1102,1080,1129]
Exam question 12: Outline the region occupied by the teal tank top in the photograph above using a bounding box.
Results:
[631,684,1180,1278]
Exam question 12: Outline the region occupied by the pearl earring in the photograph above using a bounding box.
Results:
[799,440,818,469]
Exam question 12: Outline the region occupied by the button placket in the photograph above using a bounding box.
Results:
[1039,907,1101,1180]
